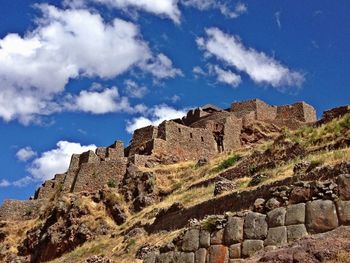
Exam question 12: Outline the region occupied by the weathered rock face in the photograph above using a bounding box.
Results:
[18,196,114,263]
[120,164,159,212]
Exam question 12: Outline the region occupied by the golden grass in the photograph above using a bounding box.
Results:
[326,251,350,263]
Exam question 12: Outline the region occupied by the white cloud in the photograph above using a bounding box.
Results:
[16,147,37,162]
[209,65,241,87]
[197,28,305,88]
[0,5,180,124]
[0,179,11,188]
[126,105,187,133]
[65,86,134,114]
[124,80,148,98]
[181,0,247,18]
[193,66,206,77]
[140,53,183,79]
[89,0,181,23]
[275,11,281,29]
[28,141,97,181]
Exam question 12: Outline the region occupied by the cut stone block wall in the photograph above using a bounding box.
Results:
[148,186,350,262]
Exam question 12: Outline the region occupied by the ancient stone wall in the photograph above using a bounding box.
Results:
[128,126,159,156]
[146,170,350,262]
[276,102,316,123]
[230,99,277,121]
[321,105,350,123]
[34,173,65,199]
[71,158,127,193]
[154,121,217,161]
[0,200,44,221]
[182,108,210,126]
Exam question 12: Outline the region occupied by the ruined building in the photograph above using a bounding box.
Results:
[0,99,318,212]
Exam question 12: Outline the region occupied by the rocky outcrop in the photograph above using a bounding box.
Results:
[120,164,159,212]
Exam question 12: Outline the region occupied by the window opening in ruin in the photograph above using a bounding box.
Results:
[190,133,193,138]
[51,183,55,189]
[213,130,224,153]
[201,136,204,142]
[178,128,181,133]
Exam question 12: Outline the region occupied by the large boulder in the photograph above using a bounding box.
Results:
[267,207,286,227]
[224,217,244,245]
[182,229,200,252]
[244,212,267,240]
[336,200,350,225]
[242,240,264,258]
[208,245,228,263]
[285,203,305,225]
[338,174,350,200]
[264,226,287,246]
[306,200,339,233]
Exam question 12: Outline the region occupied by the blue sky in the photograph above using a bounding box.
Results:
[0,0,349,203]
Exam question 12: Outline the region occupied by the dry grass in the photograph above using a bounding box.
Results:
[326,251,350,263]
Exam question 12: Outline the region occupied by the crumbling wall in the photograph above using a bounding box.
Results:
[0,199,44,221]
[231,99,277,121]
[321,105,350,123]
[153,121,217,161]
[276,102,316,123]
[71,158,127,193]
[128,126,158,156]
[34,174,65,200]
[182,108,209,126]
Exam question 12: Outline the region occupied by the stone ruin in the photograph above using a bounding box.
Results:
[0,99,319,220]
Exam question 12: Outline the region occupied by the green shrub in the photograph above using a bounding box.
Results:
[107,178,117,188]
[215,155,241,172]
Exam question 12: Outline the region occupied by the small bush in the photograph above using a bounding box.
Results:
[107,178,117,188]
[215,155,241,172]
[248,164,258,175]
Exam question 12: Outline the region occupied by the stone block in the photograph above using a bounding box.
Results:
[242,240,264,258]
[211,229,224,245]
[338,174,350,200]
[182,229,200,252]
[229,243,241,259]
[224,217,244,245]
[244,212,267,239]
[336,200,350,225]
[286,224,308,242]
[199,230,210,248]
[285,203,305,225]
[208,245,229,263]
[195,248,207,263]
[267,207,286,227]
[306,200,339,234]
[264,226,287,246]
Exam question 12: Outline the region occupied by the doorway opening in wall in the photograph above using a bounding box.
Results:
[190,133,193,138]
[178,128,181,133]
[201,136,204,142]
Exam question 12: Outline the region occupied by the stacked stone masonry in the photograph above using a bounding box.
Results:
[34,141,127,200]
[144,171,350,262]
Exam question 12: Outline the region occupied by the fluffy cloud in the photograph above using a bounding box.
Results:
[197,28,305,88]
[124,80,148,98]
[126,105,187,133]
[28,141,97,182]
[0,5,180,124]
[0,179,10,188]
[209,65,241,87]
[65,86,135,114]
[182,0,247,18]
[16,147,37,162]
